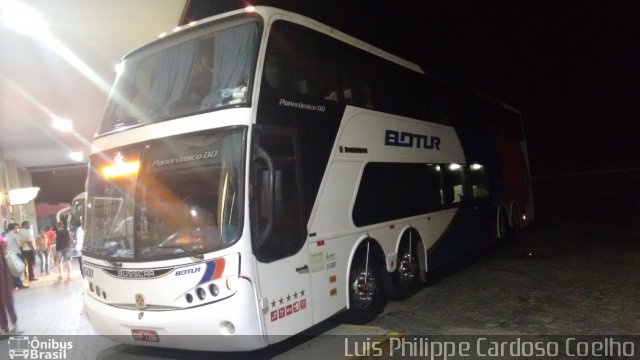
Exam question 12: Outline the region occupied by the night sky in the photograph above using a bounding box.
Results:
[185,0,639,176]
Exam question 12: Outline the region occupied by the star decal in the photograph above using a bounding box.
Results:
[279,297,284,305]
[293,291,299,299]
[286,294,291,302]
[300,289,305,297]
[271,300,276,308]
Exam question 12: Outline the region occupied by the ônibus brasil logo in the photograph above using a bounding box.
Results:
[8,336,72,359]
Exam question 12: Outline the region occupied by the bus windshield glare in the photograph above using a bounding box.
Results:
[99,17,260,135]
[84,128,245,261]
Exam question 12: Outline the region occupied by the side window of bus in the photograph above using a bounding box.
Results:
[336,42,429,119]
[352,162,442,227]
[264,21,339,101]
[441,164,466,205]
[337,45,374,109]
[251,130,305,262]
[469,164,490,199]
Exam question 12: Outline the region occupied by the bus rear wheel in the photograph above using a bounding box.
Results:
[387,237,421,300]
[509,205,522,239]
[344,246,386,324]
[498,207,510,243]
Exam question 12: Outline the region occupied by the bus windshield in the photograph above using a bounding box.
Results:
[84,128,245,261]
[99,17,260,135]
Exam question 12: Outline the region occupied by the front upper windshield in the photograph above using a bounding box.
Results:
[99,17,260,135]
[84,128,245,261]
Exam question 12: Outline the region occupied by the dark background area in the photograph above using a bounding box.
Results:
[32,164,87,205]
[184,0,639,176]
[34,0,639,203]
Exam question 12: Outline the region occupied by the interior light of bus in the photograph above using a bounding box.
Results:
[174,235,191,245]
[101,160,140,179]
[449,163,461,170]
[522,214,527,221]
[244,5,256,12]
[471,163,483,170]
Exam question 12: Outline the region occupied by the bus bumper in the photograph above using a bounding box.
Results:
[83,279,267,351]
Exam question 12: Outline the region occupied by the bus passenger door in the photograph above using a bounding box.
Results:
[251,128,312,340]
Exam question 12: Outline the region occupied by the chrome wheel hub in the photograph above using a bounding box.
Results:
[398,252,417,285]
[352,267,376,309]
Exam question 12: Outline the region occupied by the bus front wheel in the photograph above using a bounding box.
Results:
[344,245,386,324]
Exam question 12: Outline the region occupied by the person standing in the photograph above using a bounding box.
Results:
[0,236,18,334]
[19,221,38,282]
[55,222,72,280]
[36,231,50,275]
[45,226,57,271]
[5,223,27,289]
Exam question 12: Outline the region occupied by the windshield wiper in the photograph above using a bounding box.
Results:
[157,245,204,260]
[86,247,124,267]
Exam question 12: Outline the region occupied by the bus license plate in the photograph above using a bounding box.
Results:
[131,329,160,342]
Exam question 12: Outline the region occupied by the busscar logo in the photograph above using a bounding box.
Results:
[103,268,173,279]
[8,336,73,359]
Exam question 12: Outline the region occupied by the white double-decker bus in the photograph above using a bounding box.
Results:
[82,6,533,351]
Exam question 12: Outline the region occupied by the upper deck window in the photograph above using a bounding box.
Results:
[99,18,261,135]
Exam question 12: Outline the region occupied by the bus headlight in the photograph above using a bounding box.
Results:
[209,283,219,297]
[196,287,206,300]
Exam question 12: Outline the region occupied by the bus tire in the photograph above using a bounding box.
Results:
[509,204,522,239]
[387,231,422,300]
[344,244,387,324]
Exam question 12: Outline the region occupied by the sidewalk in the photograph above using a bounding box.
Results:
[11,258,97,335]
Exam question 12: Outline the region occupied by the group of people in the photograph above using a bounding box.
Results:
[0,220,74,334]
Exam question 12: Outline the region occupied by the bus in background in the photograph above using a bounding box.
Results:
[81,6,533,351]
[55,192,86,229]
[69,192,86,256]
[55,206,70,227]
[55,192,86,255]
[69,192,86,233]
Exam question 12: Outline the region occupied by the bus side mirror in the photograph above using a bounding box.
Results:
[252,145,275,249]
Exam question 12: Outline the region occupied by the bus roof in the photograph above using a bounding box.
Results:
[123,6,424,75]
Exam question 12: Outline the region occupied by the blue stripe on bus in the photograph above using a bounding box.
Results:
[199,262,215,284]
